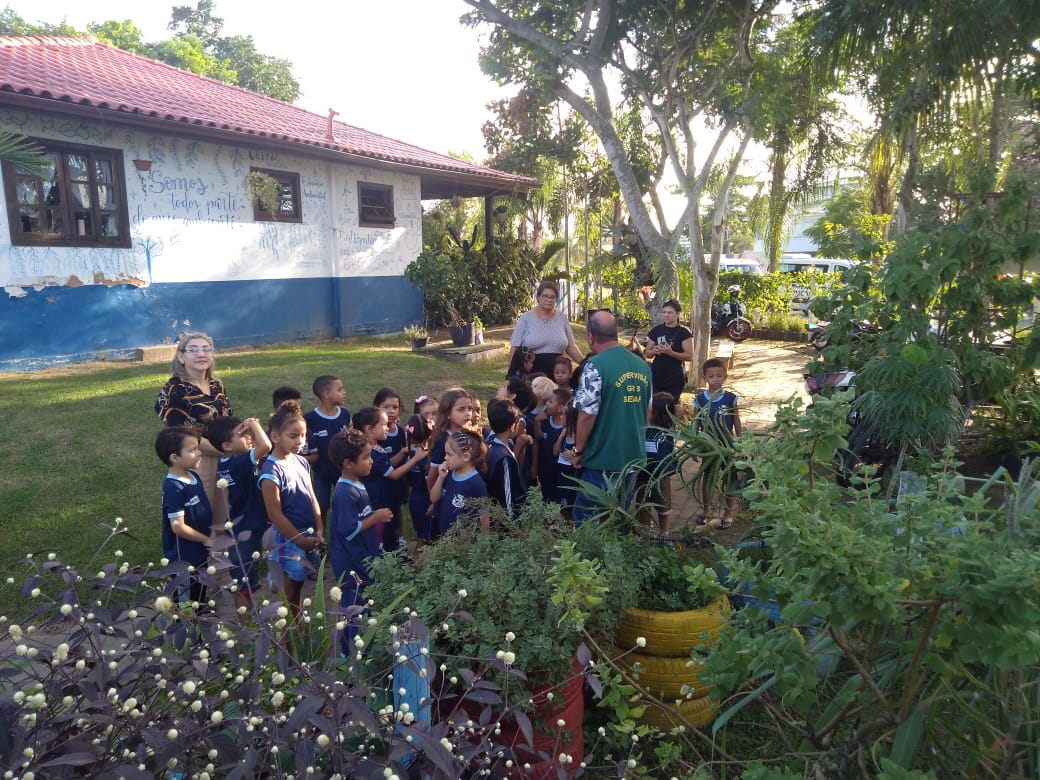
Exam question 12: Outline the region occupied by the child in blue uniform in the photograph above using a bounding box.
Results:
[156,427,214,606]
[694,358,743,529]
[534,387,570,503]
[207,415,271,608]
[373,388,409,552]
[430,426,489,535]
[328,428,393,652]
[427,388,475,494]
[403,413,434,545]
[637,392,678,534]
[485,399,528,518]
[304,375,351,521]
[553,404,580,518]
[260,400,324,626]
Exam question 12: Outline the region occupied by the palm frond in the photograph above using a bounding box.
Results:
[0,131,48,175]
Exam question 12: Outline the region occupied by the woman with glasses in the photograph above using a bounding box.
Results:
[155,332,233,523]
[507,280,584,377]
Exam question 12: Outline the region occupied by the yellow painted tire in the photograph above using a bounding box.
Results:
[615,595,730,657]
[639,695,716,730]
[617,651,711,700]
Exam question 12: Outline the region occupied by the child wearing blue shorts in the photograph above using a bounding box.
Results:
[260,400,324,626]
[156,427,214,607]
[328,428,393,653]
[208,415,272,608]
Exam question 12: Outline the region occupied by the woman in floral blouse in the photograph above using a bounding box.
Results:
[155,332,233,523]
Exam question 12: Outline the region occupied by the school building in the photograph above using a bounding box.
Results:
[0,35,534,370]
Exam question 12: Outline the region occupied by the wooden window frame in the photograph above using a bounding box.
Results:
[2,138,130,248]
[358,182,395,228]
[251,167,302,223]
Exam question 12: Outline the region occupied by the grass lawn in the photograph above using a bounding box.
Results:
[0,333,515,619]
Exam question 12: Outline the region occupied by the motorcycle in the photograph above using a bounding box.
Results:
[711,285,753,342]
[806,319,879,351]
[803,366,895,485]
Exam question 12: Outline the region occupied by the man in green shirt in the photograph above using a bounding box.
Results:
[571,310,651,524]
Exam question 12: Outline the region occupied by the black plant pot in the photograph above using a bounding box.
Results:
[449,324,474,346]
[411,338,428,352]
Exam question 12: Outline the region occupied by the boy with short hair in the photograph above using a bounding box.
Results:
[207,416,272,609]
[155,426,214,606]
[272,386,302,409]
[693,358,743,529]
[534,387,571,504]
[304,375,351,520]
[485,398,530,517]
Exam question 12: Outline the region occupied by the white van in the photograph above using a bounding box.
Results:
[719,258,764,274]
[777,256,854,312]
[778,255,854,277]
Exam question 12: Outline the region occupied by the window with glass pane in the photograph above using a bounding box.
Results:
[358,183,395,228]
[250,168,302,223]
[2,139,129,247]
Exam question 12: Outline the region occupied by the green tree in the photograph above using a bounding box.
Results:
[148,34,237,84]
[87,20,148,54]
[482,86,583,250]
[0,8,76,36]
[211,35,298,103]
[463,0,781,376]
[753,15,851,271]
[167,0,223,44]
[804,183,892,262]
[807,0,1040,229]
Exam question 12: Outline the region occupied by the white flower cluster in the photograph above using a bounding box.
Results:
[495,650,516,665]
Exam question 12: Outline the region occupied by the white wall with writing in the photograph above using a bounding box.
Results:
[0,111,422,295]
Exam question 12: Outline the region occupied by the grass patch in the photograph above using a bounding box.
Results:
[0,335,510,619]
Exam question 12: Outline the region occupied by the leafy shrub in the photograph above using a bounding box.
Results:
[404,238,562,327]
[365,495,644,690]
[705,393,1040,777]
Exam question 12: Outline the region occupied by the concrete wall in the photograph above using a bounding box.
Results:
[0,110,423,370]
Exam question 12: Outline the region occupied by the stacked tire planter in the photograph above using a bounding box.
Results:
[614,594,730,730]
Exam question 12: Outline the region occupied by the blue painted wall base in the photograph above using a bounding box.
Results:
[1,276,423,371]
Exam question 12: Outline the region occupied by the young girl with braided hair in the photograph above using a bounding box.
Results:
[430,425,489,535]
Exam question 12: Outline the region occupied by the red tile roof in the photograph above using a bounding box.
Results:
[0,35,535,193]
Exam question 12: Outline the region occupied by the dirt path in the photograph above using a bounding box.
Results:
[669,338,814,536]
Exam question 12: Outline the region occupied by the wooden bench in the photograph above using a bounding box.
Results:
[432,342,505,364]
[713,340,736,369]
[134,344,178,363]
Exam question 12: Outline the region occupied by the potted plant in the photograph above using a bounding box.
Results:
[402,323,428,351]
[610,539,730,730]
[404,249,489,345]
[365,497,642,776]
[472,316,485,345]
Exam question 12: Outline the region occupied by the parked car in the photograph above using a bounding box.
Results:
[778,255,854,313]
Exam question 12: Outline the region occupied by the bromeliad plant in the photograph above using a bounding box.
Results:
[704,392,1040,778]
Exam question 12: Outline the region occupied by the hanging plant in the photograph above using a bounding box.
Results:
[246,171,282,220]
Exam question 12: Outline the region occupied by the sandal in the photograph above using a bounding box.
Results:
[719,517,735,530]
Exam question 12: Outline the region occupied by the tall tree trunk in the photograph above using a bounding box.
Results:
[766,148,787,270]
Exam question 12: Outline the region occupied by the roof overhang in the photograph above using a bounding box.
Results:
[0,90,536,200]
